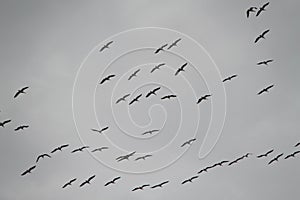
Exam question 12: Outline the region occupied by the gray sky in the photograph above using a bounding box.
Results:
[0,0,299,200]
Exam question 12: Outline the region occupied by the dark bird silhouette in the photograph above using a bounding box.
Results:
[14,125,29,131]
[257,84,274,95]
[79,175,96,187]
[116,94,130,104]
[175,62,188,76]
[0,119,11,128]
[215,160,230,167]
[284,151,300,159]
[146,87,161,98]
[36,153,51,163]
[198,166,213,174]
[21,165,36,176]
[154,44,168,54]
[129,94,142,105]
[228,155,246,166]
[150,63,166,73]
[257,59,274,66]
[268,153,283,165]
[116,151,136,162]
[62,178,77,189]
[197,94,211,104]
[151,181,169,189]
[246,7,257,18]
[14,86,29,98]
[295,142,300,147]
[132,184,150,191]
[256,2,270,17]
[257,149,274,158]
[104,176,121,186]
[181,138,196,147]
[100,74,116,85]
[181,176,198,185]
[168,38,182,50]
[71,146,89,153]
[128,69,141,81]
[51,144,69,153]
[92,147,109,152]
[91,126,109,134]
[135,154,152,161]
[223,74,237,82]
[254,29,270,43]
[243,153,252,158]
[161,94,177,100]
[99,41,113,52]
[142,129,159,135]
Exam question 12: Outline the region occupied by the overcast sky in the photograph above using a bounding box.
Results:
[0,0,299,200]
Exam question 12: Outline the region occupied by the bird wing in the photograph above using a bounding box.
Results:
[100,77,108,84]
[262,2,270,9]
[88,175,96,182]
[3,119,11,124]
[51,148,58,153]
[262,29,270,36]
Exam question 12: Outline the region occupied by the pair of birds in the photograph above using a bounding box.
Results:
[246,2,270,18]
[0,119,29,131]
[132,181,169,191]
[154,38,182,54]
[62,175,96,188]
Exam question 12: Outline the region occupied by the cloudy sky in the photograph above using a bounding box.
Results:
[0,0,299,200]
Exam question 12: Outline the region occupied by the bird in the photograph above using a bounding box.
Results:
[181,138,196,147]
[215,160,230,167]
[197,94,211,104]
[228,156,245,166]
[14,86,29,98]
[268,153,283,165]
[181,176,198,185]
[71,146,89,153]
[51,144,69,153]
[62,178,77,189]
[104,177,121,186]
[14,125,29,131]
[246,7,257,18]
[198,166,212,174]
[21,165,36,176]
[0,119,11,128]
[99,41,113,52]
[223,74,237,82]
[243,153,252,158]
[132,184,150,191]
[79,175,96,187]
[91,126,109,134]
[161,94,177,100]
[175,62,188,76]
[154,44,168,54]
[36,153,51,163]
[92,147,109,152]
[115,94,130,104]
[129,94,142,105]
[295,142,300,147]
[256,2,270,17]
[116,151,136,162]
[100,74,116,84]
[254,29,270,43]
[168,38,182,50]
[135,155,152,161]
[128,69,141,81]
[146,87,161,98]
[284,151,300,159]
[257,59,274,66]
[151,181,169,189]
[257,149,274,158]
[257,84,274,95]
[141,129,159,135]
[150,63,166,73]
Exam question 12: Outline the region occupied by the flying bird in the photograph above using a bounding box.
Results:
[257,84,274,95]
[128,69,141,80]
[14,125,29,131]
[71,146,89,153]
[150,63,166,73]
[79,175,96,187]
[257,59,274,66]
[215,160,230,167]
[154,44,168,54]
[14,86,29,98]
[0,119,11,128]
[51,144,69,153]
[295,142,300,147]
[223,74,237,82]
[62,178,77,189]
[175,62,188,76]
[36,153,51,163]
[256,2,270,17]
[181,176,198,185]
[21,165,36,176]
[146,87,161,98]
[132,184,150,191]
[151,181,169,189]
[254,29,270,43]
[228,155,245,166]
[257,149,274,158]
[129,94,142,105]
[161,94,177,100]
[99,41,113,52]
[284,151,300,159]
[92,147,109,152]
[142,129,159,135]
[104,176,121,186]
[181,138,196,147]
[168,38,182,50]
[115,94,130,104]
[116,151,136,162]
[246,7,257,18]
[91,126,109,134]
[243,153,252,158]
[100,74,116,85]
[197,94,211,104]
[268,153,283,165]
[135,155,152,161]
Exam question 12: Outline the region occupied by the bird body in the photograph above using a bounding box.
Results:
[135,155,152,161]
[256,2,270,17]
[268,153,283,165]
[0,119,11,127]
[104,176,121,186]
[116,151,136,162]
[79,175,96,187]
[21,165,36,176]
[285,151,300,159]
[142,129,159,135]
[71,146,89,153]
[62,178,77,188]
[36,153,51,163]
[257,84,274,95]
[257,149,274,158]
[128,69,141,80]
[129,94,142,105]
[91,126,109,134]
[51,144,69,153]
[14,125,29,131]
[254,29,270,43]
[161,94,177,100]
[151,181,169,189]
[181,176,198,184]
[150,63,166,73]
[14,86,29,98]
[132,184,150,191]
[223,74,237,82]
[154,44,168,54]
[100,74,116,84]
[181,138,196,147]
[246,7,257,18]
[99,41,113,52]
[168,38,181,49]
[116,94,130,104]
[257,59,273,66]
[197,94,211,104]
[146,87,161,98]
[92,147,109,152]
[175,62,188,76]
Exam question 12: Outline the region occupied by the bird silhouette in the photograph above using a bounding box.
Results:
[257,149,274,158]
[14,125,29,131]
[146,87,161,98]
[175,62,188,76]
[132,184,150,191]
[36,153,51,163]
[150,63,166,73]
[181,176,198,185]
[223,74,237,82]
[181,138,196,147]
[246,7,257,18]
[21,165,36,176]
[168,38,182,50]
[79,175,96,187]
[62,178,77,189]
[100,74,116,85]
[14,86,29,98]
[92,147,109,152]
[151,181,169,189]
[268,153,283,165]
[257,84,274,95]
[51,144,69,153]
[71,146,89,153]
[135,155,152,161]
[0,119,11,128]
[243,153,252,158]
[154,44,168,54]
[284,151,300,159]
[295,142,300,147]
[198,166,213,174]
[142,129,159,135]
[215,160,230,166]
[128,69,141,80]
[91,126,109,134]
[104,176,121,186]
[161,94,177,100]
[257,59,274,66]
[228,155,245,166]
[116,94,130,104]
[116,151,136,162]
[197,94,211,104]
[129,94,142,105]
[254,29,270,43]
[256,2,270,17]
[99,41,113,52]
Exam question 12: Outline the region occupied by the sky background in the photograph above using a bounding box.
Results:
[0,0,300,200]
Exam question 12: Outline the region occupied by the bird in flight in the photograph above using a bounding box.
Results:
[284,151,300,159]
[151,181,169,189]
[79,175,96,187]
[115,94,130,104]
[36,153,51,163]
[92,147,109,152]
[181,138,196,147]
[21,165,36,176]
[100,74,116,85]
[104,176,121,186]
[62,178,77,189]
[198,166,214,174]
[135,154,152,161]
[223,74,237,82]
[257,59,274,66]
[142,129,159,135]
[132,184,150,191]
[91,126,109,134]
[228,155,245,166]
[246,7,257,18]
[146,87,161,98]
[14,125,29,131]
[161,94,177,100]
[71,146,89,153]
[0,119,11,128]
[175,62,188,76]
[181,176,198,185]
[257,84,274,95]
[254,29,270,43]
[256,2,270,17]
[51,144,69,153]
[129,94,142,105]
[215,160,230,167]
[99,41,113,52]
[128,69,141,81]
[295,142,300,147]
[243,153,252,158]
[14,86,29,99]
[154,44,168,54]
[150,63,166,73]
[116,151,136,162]
[257,149,274,158]
[268,153,283,165]
[168,38,182,50]
[197,94,211,104]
